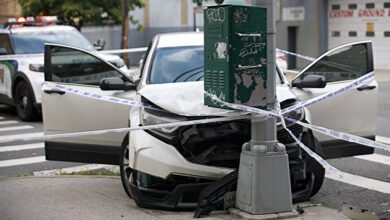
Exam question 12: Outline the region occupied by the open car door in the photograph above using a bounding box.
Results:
[291,41,377,159]
[42,44,136,164]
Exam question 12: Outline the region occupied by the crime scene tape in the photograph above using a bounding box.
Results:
[45,82,243,117]
[0,53,43,60]
[207,92,344,177]
[287,118,390,152]
[0,47,148,61]
[282,72,375,115]
[206,91,390,153]
[275,101,343,178]
[98,47,148,54]
[0,115,252,143]
[276,48,316,62]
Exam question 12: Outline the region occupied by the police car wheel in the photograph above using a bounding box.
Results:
[15,81,38,121]
[119,133,133,199]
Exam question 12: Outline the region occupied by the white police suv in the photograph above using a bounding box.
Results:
[0,17,128,121]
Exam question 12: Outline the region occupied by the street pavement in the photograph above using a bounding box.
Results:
[0,176,351,220]
[0,70,389,219]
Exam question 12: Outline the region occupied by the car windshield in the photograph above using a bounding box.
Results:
[149,46,282,84]
[11,29,95,54]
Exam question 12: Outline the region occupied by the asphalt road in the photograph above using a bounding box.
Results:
[0,70,389,218]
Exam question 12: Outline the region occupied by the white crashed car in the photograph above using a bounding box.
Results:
[42,32,377,210]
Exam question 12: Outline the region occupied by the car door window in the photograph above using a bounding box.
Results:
[297,43,373,83]
[45,45,122,85]
[0,34,13,54]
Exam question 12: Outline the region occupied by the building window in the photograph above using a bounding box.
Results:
[366,3,375,8]
[349,31,357,37]
[384,31,390,37]
[332,31,341,37]
[348,4,357,9]
[332,4,340,10]
[384,2,390,8]
[366,31,375,37]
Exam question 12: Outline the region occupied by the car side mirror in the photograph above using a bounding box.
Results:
[0,47,8,55]
[292,75,326,89]
[100,77,136,91]
[94,38,106,51]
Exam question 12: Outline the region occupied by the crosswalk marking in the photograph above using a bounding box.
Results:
[0,120,18,125]
[0,132,44,142]
[326,171,390,194]
[0,143,44,152]
[0,125,34,132]
[34,164,119,176]
[0,156,46,168]
[355,153,390,166]
[376,135,390,144]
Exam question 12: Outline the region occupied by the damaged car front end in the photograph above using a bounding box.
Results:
[125,83,324,210]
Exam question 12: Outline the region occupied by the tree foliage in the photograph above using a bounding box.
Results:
[192,0,224,6]
[18,0,144,29]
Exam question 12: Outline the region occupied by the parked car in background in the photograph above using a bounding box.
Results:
[0,16,128,121]
[41,32,377,210]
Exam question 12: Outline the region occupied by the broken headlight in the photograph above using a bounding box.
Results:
[276,106,305,128]
[140,108,187,142]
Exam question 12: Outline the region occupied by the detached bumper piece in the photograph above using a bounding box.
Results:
[194,170,238,218]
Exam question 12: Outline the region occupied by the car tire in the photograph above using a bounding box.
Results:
[292,132,325,203]
[14,81,39,121]
[119,133,133,199]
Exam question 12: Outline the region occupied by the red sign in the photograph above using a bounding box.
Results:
[330,10,354,18]
[358,9,385,17]
[330,8,390,18]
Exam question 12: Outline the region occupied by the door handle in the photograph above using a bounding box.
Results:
[357,85,376,91]
[44,89,66,95]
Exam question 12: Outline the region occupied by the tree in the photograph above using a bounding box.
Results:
[18,0,143,30]
[192,0,224,6]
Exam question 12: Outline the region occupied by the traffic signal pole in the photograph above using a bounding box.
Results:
[236,0,293,214]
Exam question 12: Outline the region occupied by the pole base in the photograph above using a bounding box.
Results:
[236,147,293,214]
[229,208,299,220]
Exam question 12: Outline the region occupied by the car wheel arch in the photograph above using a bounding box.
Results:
[12,72,37,104]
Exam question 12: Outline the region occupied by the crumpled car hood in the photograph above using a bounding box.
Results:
[138,81,296,116]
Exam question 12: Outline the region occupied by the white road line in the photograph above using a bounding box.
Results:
[0,156,46,168]
[0,143,44,152]
[34,164,119,176]
[376,135,390,144]
[326,172,390,194]
[0,120,18,125]
[0,125,34,132]
[354,153,390,166]
[0,132,44,141]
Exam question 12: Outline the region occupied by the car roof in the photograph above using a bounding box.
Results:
[7,25,76,34]
[157,32,203,48]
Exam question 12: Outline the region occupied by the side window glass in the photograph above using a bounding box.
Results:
[45,46,122,85]
[300,43,371,83]
[0,34,13,54]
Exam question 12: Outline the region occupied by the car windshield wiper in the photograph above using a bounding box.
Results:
[172,66,204,82]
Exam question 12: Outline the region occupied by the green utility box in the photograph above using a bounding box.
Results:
[204,5,267,108]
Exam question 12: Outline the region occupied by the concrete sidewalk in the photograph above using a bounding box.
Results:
[0,176,350,220]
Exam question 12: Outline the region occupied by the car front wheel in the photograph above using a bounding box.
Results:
[291,132,325,203]
[14,81,39,121]
[120,133,133,199]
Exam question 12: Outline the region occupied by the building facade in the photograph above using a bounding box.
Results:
[0,0,21,23]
